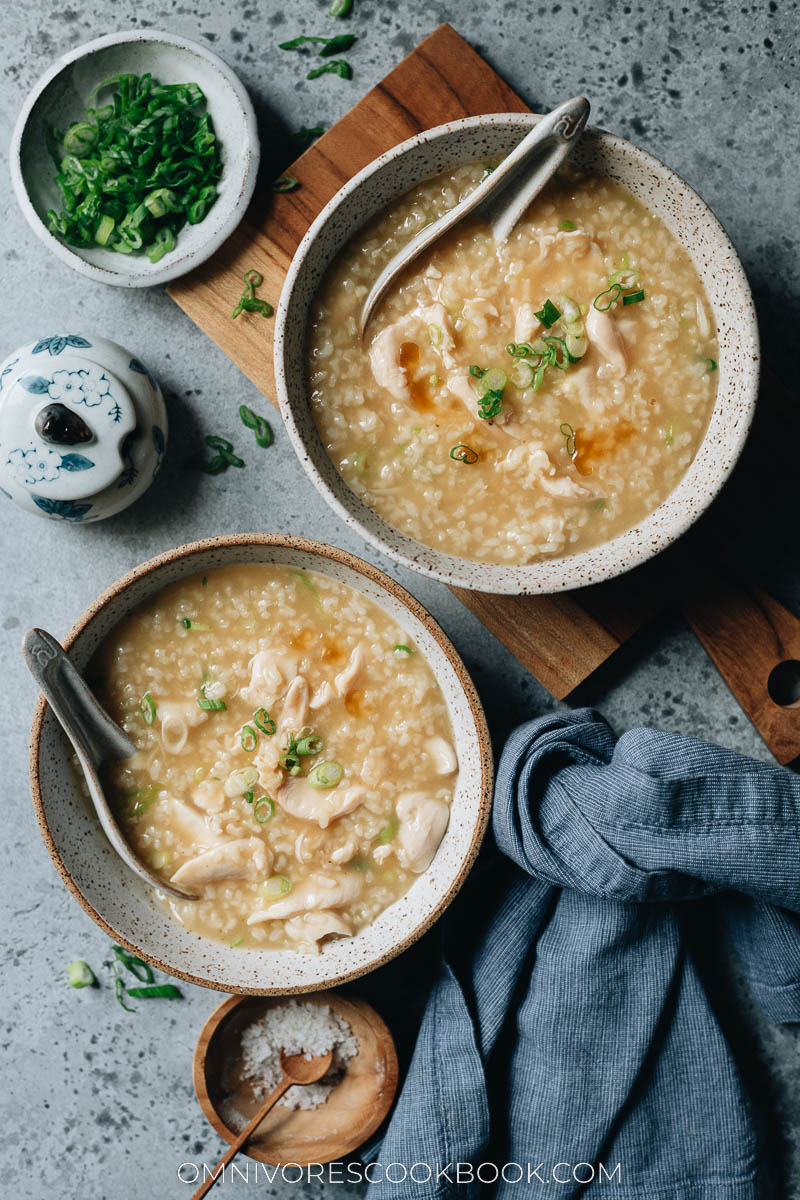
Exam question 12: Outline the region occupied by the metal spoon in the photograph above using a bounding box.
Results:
[359,95,590,339]
[190,1048,335,1199]
[23,627,199,902]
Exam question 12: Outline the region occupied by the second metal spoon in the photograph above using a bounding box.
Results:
[24,627,199,902]
[359,95,590,339]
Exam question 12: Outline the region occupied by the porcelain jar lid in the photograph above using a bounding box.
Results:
[0,334,167,522]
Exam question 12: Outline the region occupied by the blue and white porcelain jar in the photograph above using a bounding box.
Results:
[0,334,168,522]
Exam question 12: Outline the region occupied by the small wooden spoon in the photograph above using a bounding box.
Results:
[190,1048,334,1199]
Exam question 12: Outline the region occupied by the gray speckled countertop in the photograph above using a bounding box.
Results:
[2,1,799,1196]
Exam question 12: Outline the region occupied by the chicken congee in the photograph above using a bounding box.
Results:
[90,564,457,952]
[307,164,719,564]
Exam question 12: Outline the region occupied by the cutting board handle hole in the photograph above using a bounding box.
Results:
[767,660,800,709]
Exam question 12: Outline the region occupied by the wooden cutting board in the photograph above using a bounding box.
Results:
[169,23,800,764]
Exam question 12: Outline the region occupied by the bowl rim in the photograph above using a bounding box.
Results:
[274,111,760,595]
[28,532,494,994]
[9,28,260,289]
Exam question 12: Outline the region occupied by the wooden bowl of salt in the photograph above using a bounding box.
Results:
[193,991,399,1165]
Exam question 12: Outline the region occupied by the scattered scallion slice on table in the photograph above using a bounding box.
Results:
[272,176,299,192]
[67,960,96,989]
[45,73,222,260]
[239,404,273,448]
[125,984,182,999]
[290,126,325,153]
[232,269,273,320]
[329,0,354,15]
[307,59,352,80]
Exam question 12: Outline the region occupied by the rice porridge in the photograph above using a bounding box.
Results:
[307,164,719,564]
[90,564,457,952]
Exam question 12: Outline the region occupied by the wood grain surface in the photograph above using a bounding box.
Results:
[169,23,800,763]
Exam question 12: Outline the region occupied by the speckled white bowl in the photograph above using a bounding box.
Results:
[10,30,259,288]
[29,534,492,994]
[274,114,759,594]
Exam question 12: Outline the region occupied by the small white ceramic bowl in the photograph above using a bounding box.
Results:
[10,30,259,288]
[29,534,493,994]
[274,114,759,594]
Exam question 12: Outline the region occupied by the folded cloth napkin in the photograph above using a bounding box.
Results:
[366,709,800,1199]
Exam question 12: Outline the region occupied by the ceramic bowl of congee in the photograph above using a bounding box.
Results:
[29,534,492,994]
[274,113,759,594]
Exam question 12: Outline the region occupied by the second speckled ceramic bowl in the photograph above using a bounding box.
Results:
[274,114,759,594]
[29,534,492,995]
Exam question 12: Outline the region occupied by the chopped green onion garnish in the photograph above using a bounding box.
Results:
[261,875,292,897]
[308,761,343,789]
[254,709,277,735]
[280,733,302,776]
[307,59,352,80]
[228,767,259,794]
[706,358,718,372]
[450,443,479,464]
[67,960,96,988]
[126,782,165,818]
[181,618,212,631]
[428,322,443,346]
[291,569,324,608]
[198,679,226,712]
[478,390,503,420]
[393,644,414,655]
[230,935,245,948]
[560,422,577,458]
[666,425,674,446]
[296,733,324,755]
[241,724,258,752]
[559,219,576,231]
[377,816,397,844]
[272,176,299,192]
[593,283,622,311]
[353,449,368,475]
[140,691,156,725]
[622,289,645,305]
[534,299,561,329]
[45,74,221,259]
[243,791,254,804]
[254,796,275,824]
[510,360,536,389]
[468,364,485,378]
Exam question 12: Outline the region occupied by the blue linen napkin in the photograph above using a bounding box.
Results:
[366,709,800,1198]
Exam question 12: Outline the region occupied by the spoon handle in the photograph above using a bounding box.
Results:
[189,1076,294,1199]
[477,96,590,243]
[359,97,590,338]
[23,628,199,903]
[23,628,136,764]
